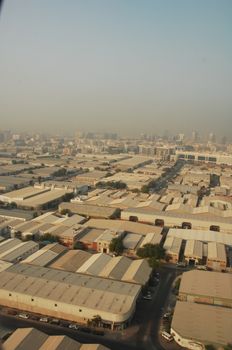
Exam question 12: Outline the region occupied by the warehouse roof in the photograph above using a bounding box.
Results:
[4,328,110,350]
[21,243,67,267]
[0,240,38,262]
[207,242,226,261]
[171,301,232,347]
[184,240,203,259]
[167,228,232,246]
[0,264,141,320]
[59,202,118,219]
[123,233,143,250]
[179,270,232,301]
[83,218,162,235]
[164,236,182,255]
[50,250,92,271]
[77,253,112,275]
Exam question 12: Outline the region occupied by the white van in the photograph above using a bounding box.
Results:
[161,331,173,342]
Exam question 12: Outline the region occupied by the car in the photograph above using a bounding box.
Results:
[18,313,29,319]
[7,309,17,316]
[154,272,160,278]
[196,265,208,271]
[163,312,171,319]
[161,331,173,342]
[39,317,49,323]
[176,262,187,268]
[69,323,79,330]
[143,295,152,300]
[50,318,60,325]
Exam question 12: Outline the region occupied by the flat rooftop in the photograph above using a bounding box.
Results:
[172,301,232,346]
[179,270,232,301]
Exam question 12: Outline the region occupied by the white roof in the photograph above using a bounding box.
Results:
[184,240,203,259]
[207,242,226,261]
[167,228,232,246]
[164,236,182,255]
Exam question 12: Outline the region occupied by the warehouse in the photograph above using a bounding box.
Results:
[166,228,232,246]
[121,208,232,233]
[59,202,119,219]
[4,327,110,350]
[0,238,38,263]
[179,270,232,308]
[76,252,152,285]
[21,243,68,267]
[207,242,227,272]
[122,233,143,256]
[83,218,163,236]
[0,186,73,210]
[50,250,92,271]
[184,240,203,266]
[0,264,141,329]
[163,236,182,263]
[171,301,232,349]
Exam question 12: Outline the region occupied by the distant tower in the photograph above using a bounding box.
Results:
[209,132,216,143]
[192,131,199,142]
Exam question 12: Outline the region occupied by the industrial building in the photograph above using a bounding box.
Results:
[171,301,232,350]
[59,202,119,219]
[121,208,232,233]
[178,270,232,308]
[163,236,182,263]
[0,186,73,210]
[206,242,227,272]
[0,238,38,263]
[184,240,203,265]
[76,252,152,285]
[0,264,141,329]
[21,243,68,267]
[4,327,110,350]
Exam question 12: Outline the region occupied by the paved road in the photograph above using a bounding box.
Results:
[0,267,179,350]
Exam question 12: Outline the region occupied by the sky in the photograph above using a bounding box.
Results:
[0,0,232,137]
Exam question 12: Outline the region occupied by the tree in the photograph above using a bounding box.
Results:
[91,315,102,327]
[137,244,165,260]
[205,345,215,350]
[109,237,124,255]
[39,233,59,243]
[60,208,71,216]
[148,257,160,269]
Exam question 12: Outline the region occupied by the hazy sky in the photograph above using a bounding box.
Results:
[0,0,232,137]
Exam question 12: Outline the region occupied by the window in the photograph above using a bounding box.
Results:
[79,309,82,312]
[54,304,57,307]
[9,293,11,296]
[31,298,34,301]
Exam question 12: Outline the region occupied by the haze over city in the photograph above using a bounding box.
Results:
[0,0,232,137]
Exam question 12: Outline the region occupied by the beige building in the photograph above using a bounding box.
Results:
[163,236,182,263]
[184,240,203,266]
[207,242,227,272]
[0,264,141,329]
[171,301,232,350]
[4,327,110,350]
[179,270,232,308]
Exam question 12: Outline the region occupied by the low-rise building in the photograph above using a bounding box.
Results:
[171,301,232,350]
[0,264,141,329]
[4,327,110,350]
[184,240,203,266]
[0,238,39,263]
[207,242,227,272]
[163,236,182,263]
[179,270,232,308]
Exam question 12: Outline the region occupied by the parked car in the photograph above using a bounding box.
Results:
[161,331,173,342]
[39,317,49,323]
[69,323,79,330]
[18,313,29,319]
[143,295,152,300]
[92,329,104,336]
